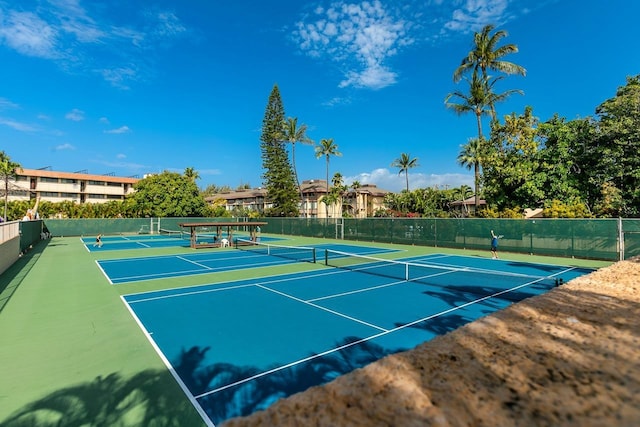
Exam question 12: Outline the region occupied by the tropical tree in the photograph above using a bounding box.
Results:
[446,71,522,141]
[0,151,21,222]
[454,184,474,216]
[591,74,640,216]
[350,180,361,217]
[453,24,526,119]
[184,167,200,182]
[331,172,348,217]
[483,106,544,210]
[260,85,299,216]
[322,191,340,218]
[315,138,341,217]
[200,184,232,198]
[282,117,314,205]
[457,137,489,212]
[391,153,419,192]
[129,171,208,217]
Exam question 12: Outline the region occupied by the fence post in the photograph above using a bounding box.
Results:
[618,217,624,261]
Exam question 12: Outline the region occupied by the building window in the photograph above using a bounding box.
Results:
[88,180,105,185]
[106,182,122,187]
[88,194,106,199]
[61,178,77,184]
[41,192,58,197]
[40,177,58,183]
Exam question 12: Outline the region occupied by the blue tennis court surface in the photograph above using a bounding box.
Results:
[98,243,399,284]
[82,234,281,251]
[122,253,593,425]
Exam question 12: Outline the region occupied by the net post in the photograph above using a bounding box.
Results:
[324,249,328,266]
[312,248,316,264]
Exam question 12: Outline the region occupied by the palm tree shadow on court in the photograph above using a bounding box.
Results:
[175,337,395,424]
[0,369,204,426]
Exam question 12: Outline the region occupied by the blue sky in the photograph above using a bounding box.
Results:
[1,0,638,193]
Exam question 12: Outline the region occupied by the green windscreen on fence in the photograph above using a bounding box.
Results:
[43,217,252,237]
[622,219,640,259]
[40,216,629,261]
[260,217,620,261]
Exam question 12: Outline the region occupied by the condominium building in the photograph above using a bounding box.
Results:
[207,179,390,218]
[7,168,139,203]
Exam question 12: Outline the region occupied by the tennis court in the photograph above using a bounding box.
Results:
[98,243,399,284]
[122,248,592,425]
[81,232,278,252]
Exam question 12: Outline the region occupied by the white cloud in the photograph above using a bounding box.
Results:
[65,108,85,121]
[98,160,148,171]
[0,97,19,109]
[151,11,187,37]
[104,125,131,134]
[0,117,37,132]
[322,96,352,107]
[0,11,60,58]
[294,1,412,90]
[293,0,523,91]
[116,153,127,159]
[98,67,138,90]
[345,168,473,192]
[99,117,110,124]
[0,2,188,88]
[53,143,75,151]
[444,0,511,33]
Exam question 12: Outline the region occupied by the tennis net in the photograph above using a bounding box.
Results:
[235,238,316,263]
[159,228,188,239]
[324,249,557,299]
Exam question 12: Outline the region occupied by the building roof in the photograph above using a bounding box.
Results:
[208,181,392,202]
[450,196,487,206]
[18,168,139,184]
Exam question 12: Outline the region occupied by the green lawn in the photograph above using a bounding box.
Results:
[0,235,611,426]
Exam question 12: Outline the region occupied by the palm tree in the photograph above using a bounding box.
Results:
[331,172,348,217]
[315,138,341,217]
[282,117,314,212]
[453,24,526,120]
[457,137,489,212]
[184,167,200,182]
[0,151,21,222]
[391,153,419,192]
[446,71,522,139]
[350,180,361,217]
[455,184,474,216]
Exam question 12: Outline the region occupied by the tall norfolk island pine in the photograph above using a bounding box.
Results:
[260,85,299,216]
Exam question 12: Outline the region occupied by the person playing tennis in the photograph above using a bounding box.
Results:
[490,230,500,259]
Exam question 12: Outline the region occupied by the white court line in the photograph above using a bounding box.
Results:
[125,268,350,301]
[308,269,458,302]
[111,267,215,283]
[95,260,114,285]
[136,241,151,248]
[128,283,257,304]
[108,256,327,284]
[120,296,215,427]
[177,256,211,270]
[194,267,575,400]
[257,284,388,332]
